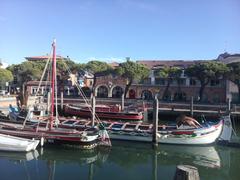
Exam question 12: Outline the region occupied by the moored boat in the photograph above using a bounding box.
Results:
[44,117,223,145]
[0,133,39,152]
[64,104,143,121]
[0,40,111,148]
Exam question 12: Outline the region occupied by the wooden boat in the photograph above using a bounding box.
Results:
[0,133,39,152]
[0,40,111,148]
[64,104,143,121]
[2,110,224,145]
[99,120,223,145]
[37,117,223,145]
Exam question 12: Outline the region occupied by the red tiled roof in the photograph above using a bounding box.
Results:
[109,62,119,68]
[25,55,66,61]
[137,60,204,69]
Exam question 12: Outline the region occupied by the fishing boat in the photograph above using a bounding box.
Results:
[0,133,39,152]
[64,104,143,121]
[99,120,223,145]
[35,116,223,145]
[0,40,111,148]
[3,103,224,145]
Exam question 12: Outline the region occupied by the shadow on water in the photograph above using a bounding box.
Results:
[0,142,240,180]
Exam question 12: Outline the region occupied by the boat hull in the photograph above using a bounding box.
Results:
[64,105,143,121]
[0,134,39,152]
[106,120,223,145]
[1,115,223,146]
[0,122,99,148]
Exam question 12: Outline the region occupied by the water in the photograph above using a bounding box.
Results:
[1,107,240,179]
[0,142,240,180]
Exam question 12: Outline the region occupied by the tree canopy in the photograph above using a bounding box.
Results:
[155,66,182,100]
[0,68,13,87]
[227,62,240,102]
[85,61,113,74]
[185,61,229,101]
[116,60,150,97]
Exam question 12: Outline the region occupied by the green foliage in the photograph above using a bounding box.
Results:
[155,66,182,100]
[116,60,150,97]
[227,62,240,102]
[156,66,182,79]
[116,60,150,82]
[85,61,113,74]
[185,61,228,83]
[185,61,229,101]
[227,62,240,85]
[8,61,43,86]
[0,68,13,85]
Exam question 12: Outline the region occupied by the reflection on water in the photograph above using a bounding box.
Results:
[0,150,39,162]
[0,142,240,180]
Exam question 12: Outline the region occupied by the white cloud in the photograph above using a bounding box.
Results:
[0,62,9,69]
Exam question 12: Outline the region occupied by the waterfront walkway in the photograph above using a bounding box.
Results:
[1,96,240,117]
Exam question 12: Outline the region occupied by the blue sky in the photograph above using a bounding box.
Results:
[0,0,240,65]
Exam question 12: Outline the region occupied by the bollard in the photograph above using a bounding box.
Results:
[61,92,63,110]
[174,165,200,180]
[91,94,96,127]
[121,92,125,111]
[190,96,193,117]
[152,95,159,147]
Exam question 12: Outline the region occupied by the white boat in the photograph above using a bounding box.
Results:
[56,117,223,145]
[100,119,223,145]
[0,40,111,148]
[0,133,39,152]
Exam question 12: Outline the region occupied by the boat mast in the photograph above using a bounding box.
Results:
[50,39,56,130]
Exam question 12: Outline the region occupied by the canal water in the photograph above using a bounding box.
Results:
[0,141,240,180]
[1,107,240,179]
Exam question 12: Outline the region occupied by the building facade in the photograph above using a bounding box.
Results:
[93,60,227,103]
[23,53,240,103]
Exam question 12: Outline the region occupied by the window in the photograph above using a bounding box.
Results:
[155,78,165,85]
[210,80,220,86]
[190,79,196,86]
[177,79,186,85]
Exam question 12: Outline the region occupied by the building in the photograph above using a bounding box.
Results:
[217,52,240,103]
[16,55,77,96]
[93,54,240,103]
[23,53,240,103]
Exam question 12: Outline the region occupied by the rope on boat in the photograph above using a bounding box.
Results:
[61,59,111,146]
[22,48,53,130]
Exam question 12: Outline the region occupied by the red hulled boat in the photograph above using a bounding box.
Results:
[64,104,143,121]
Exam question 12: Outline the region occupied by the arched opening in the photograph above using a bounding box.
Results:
[141,90,153,100]
[173,92,186,101]
[97,86,108,98]
[129,89,136,99]
[81,87,91,97]
[112,86,124,98]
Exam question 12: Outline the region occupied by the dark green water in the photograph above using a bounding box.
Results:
[0,141,240,180]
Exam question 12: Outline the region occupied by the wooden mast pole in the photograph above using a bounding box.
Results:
[50,39,56,130]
